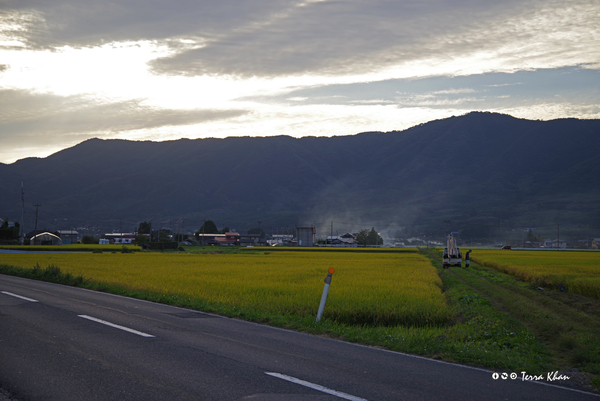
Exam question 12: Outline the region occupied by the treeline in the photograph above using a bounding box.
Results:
[0,219,20,242]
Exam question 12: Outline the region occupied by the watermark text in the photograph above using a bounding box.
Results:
[491,371,570,382]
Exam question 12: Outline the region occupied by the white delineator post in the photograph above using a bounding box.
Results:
[316,268,335,322]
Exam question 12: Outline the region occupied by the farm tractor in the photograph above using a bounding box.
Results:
[442,235,462,268]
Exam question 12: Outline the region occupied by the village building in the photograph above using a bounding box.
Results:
[104,233,137,244]
[326,232,357,247]
[30,232,62,246]
[57,230,79,244]
[239,233,268,247]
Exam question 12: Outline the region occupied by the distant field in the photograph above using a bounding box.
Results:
[471,250,600,298]
[0,244,141,252]
[0,250,451,327]
[241,246,419,253]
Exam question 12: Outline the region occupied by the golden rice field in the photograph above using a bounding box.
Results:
[0,250,452,326]
[471,250,600,299]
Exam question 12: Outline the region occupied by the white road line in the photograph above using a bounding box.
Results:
[265,372,368,401]
[1,291,39,302]
[78,315,155,338]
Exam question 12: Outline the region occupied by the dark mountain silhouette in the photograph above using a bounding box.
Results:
[1,112,599,238]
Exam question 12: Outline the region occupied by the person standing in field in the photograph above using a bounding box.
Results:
[465,250,471,268]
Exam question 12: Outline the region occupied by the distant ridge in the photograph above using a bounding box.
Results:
[1,112,599,238]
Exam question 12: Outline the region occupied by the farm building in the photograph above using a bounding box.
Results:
[267,235,294,246]
[195,232,240,245]
[104,233,137,244]
[196,233,224,245]
[239,233,267,247]
[296,226,316,247]
[58,230,79,244]
[30,232,62,246]
[219,232,240,246]
[552,239,567,249]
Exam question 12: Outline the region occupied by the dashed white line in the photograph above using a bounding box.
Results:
[78,315,155,338]
[1,291,39,302]
[265,372,368,401]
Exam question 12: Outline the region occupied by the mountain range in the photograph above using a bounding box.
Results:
[1,111,599,240]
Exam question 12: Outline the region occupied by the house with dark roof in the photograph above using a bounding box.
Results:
[326,232,357,247]
[239,233,267,247]
[218,232,239,246]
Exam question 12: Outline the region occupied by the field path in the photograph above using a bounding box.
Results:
[433,252,600,393]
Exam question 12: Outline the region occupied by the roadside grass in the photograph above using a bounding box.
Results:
[423,248,600,390]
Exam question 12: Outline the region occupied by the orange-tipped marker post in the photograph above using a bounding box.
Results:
[316,268,335,322]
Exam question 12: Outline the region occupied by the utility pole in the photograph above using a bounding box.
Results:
[19,182,25,245]
[33,203,41,245]
[119,218,123,244]
[177,218,185,243]
[444,220,450,235]
[33,204,41,232]
[331,221,333,246]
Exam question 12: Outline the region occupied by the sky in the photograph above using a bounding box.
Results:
[1,0,599,164]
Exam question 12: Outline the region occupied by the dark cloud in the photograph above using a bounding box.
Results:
[4,0,565,78]
[0,89,248,146]
[149,0,542,77]
[2,0,292,49]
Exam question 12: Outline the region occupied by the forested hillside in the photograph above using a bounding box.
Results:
[1,112,599,238]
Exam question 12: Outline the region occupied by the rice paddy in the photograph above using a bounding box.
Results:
[0,250,452,327]
[471,250,600,298]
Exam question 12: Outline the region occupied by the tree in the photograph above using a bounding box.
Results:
[81,235,98,244]
[367,227,383,245]
[196,220,219,234]
[0,219,19,241]
[355,229,369,245]
[247,227,265,238]
[158,228,172,242]
[137,221,151,235]
[355,227,383,246]
[135,234,149,244]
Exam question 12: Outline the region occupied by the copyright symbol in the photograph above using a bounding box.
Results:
[501,372,508,380]
[492,372,499,380]
[510,372,517,380]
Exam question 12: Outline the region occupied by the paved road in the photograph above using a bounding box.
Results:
[0,274,598,401]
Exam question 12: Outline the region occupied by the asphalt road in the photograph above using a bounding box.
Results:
[0,274,598,401]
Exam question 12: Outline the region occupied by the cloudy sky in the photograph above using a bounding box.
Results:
[1,0,599,163]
